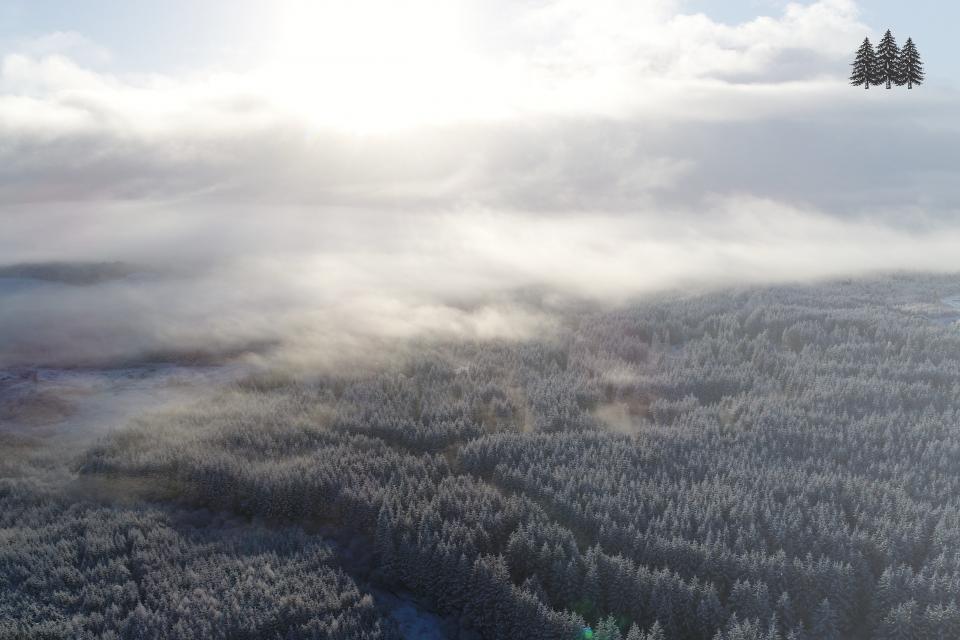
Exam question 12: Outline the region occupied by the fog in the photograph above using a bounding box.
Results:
[5,201,960,369]
[3,0,960,369]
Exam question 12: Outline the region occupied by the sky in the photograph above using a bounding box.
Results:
[2,0,960,366]
[1,1,954,77]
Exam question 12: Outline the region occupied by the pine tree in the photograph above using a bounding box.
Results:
[697,586,725,637]
[897,37,924,89]
[850,38,879,89]
[775,592,800,637]
[374,505,397,581]
[597,615,624,640]
[582,556,602,618]
[521,574,550,605]
[646,621,666,640]
[765,614,783,640]
[811,598,840,640]
[876,29,900,89]
[879,600,919,640]
[625,623,644,640]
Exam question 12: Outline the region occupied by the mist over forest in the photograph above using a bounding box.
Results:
[5,269,960,639]
[5,1,960,639]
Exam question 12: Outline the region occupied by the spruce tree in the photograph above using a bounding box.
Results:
[850,38,878,89]
[876,29,900,89]
[775,592,797,635]
[811,599,840,640]
[897,37,924,89]
[625,624,644,640]
[646,621,666,640]
[597,615,624,640]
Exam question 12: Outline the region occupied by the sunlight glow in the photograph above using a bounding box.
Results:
[261,0,504,133]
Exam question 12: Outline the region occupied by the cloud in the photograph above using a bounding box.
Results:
[7,31,111,66]
[1,1,959,368]
[5,200,960,369]
[484,0,865,89]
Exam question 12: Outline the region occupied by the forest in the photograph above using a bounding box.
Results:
[3,273,960,639]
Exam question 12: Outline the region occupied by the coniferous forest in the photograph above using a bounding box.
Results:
[4,273,960,639]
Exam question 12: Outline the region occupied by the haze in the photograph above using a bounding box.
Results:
[2,0,959,366]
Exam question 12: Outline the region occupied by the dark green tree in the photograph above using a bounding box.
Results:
[596,615,624,640]
[897,37,924,89]
[625,624,644,640]
[645,621,666,640]
[849,38,878,89]
[879,600,919,640]
[876,29,900,89]
[811,598,841,640]
[775,592,797,634]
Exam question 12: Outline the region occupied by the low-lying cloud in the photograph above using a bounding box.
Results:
[4,202,960,369]
[2,0,959,368]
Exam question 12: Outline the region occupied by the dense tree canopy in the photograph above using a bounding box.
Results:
[4,274,960,638]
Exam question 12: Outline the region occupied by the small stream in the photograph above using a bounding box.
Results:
[372,588,459,640]
[314,526,472,640]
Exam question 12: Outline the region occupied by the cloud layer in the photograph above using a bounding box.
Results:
[2,0,959,367]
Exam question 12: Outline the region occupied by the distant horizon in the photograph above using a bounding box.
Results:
[4,1,960,361]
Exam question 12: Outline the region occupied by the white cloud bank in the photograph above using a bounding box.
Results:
[2,0,959,367]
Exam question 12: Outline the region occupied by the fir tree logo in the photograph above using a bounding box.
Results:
[849,37,878,89]
[876,29,899,89]
[851,31,923,90]
[898,37,924,89]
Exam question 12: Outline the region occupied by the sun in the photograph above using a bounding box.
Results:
[260,0,498,133]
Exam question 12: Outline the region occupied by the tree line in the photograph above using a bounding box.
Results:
[851,29,924,89]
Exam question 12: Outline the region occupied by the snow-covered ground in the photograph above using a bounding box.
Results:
[0,364,239,440]
[0,357,242,496]
[0,270,243,440]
